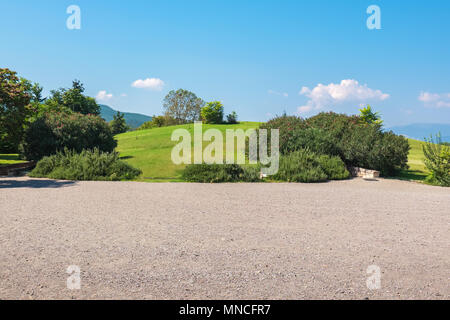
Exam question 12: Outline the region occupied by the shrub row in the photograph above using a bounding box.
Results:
[260,112,410,175]
[182,164,260,183]
[30,148,141,181]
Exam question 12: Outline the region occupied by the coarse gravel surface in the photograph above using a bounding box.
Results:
[0,176,449,300]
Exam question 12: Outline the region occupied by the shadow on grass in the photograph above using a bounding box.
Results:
[119,156,134,160]
[0,179,76,189]
[0,154,21,161]
[391,170,428,182]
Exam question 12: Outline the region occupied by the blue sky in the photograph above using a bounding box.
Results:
[1,0,449,126]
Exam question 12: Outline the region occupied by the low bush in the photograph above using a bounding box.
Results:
[20,112,116,161]
[423,135,450,187]
[182,163,260,183]
[317,154,350,180]
[29,148,141,181]
[272,148,349,183]
[138,115,178,130]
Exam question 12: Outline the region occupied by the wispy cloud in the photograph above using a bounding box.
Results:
[131,78,165,91]
[298,79,389,114]
[268,89,288,97]
[96,90,113,101]
[418,91,450,108]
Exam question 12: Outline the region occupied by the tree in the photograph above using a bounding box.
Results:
[201,101,224,124]
[226,111,238,124]
[163,89,204,124]
[110,111,129,134]
[0,68,33,152]
[45,80,100,115]
[359,105,383,126]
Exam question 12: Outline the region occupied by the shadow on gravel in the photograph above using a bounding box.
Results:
[0,179,76,189]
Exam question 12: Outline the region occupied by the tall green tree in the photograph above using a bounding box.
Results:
[359,105,383,126]
[0,68,33,152]
[163,89,204,124]
[201,101,224,124]
[110,111,129,134]
[45,80,100,115]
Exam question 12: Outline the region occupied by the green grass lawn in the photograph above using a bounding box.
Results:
[116,122,261,181]
[396,139,429,182]
[0,154,27,167]
[117,126,429,183]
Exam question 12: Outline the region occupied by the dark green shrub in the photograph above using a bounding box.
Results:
[263,112,409,176]
[272,149,327,182]
[29,148,141,181]
[287,128,338,156]
[259,115,307,155]
[339,126,410,175]
[182,163,260,183]
[368,131,410,175]
[317,155,350,180]
[272,148,349,183]
[20,112,117,160]
[226,111,239,124]
[423,134,450,187]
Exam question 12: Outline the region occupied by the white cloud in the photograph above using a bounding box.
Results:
[418,91,450,108]
[96,90,113,101]
[268,89,288,97]
[120,93,127,97]
[298,79,389,113]
[297,106,312,114]
[131,78,165,91]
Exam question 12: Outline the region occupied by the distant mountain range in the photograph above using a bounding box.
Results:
[388,123,450,142]
[99,104,152,129]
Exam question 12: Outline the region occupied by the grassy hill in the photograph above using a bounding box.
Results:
[397,139,429,182]
[99,104,152,129]
[116,122,430,182]
[115,122,260,181]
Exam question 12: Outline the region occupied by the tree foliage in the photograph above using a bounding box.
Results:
[45,80,100,115]
[163,89,204,124]
[110,111,129,134]
[201,101,224,124]
[0,68,33,152]
[20,111,117,161]
[359,105,383,125]
[226,111,239,124]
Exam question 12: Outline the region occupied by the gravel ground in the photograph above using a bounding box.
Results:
[0,176,449,300]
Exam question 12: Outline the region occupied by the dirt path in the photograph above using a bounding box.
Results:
[0,177,449,299]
